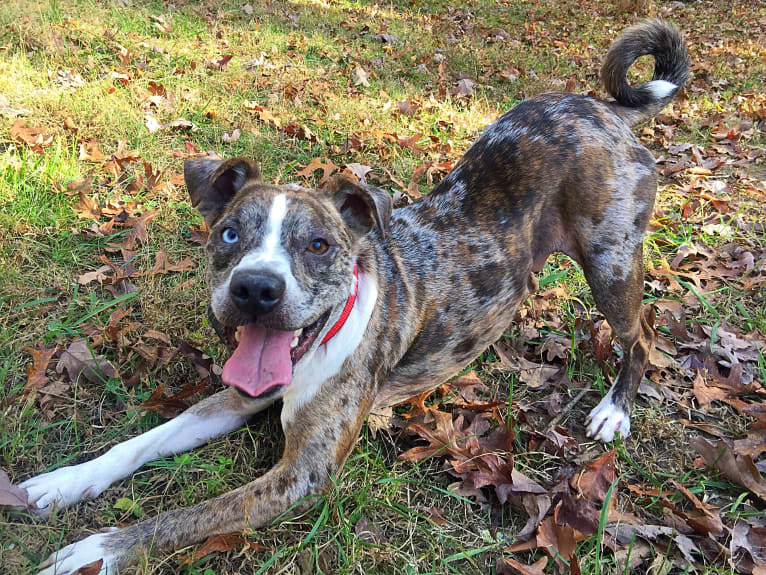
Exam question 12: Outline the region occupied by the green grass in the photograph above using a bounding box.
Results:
[1,0,765,573]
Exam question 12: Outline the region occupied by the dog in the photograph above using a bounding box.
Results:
[21,19,688,574]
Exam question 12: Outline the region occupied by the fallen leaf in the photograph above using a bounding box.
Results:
[243,101,281,128]
[144,114,161,133]
[692,437,766,501]
[23,342,57,395]
[147,250,195,275]
[163,118,198,132]
[296,157,339,181]
[355,515,388,544]
[205,54,233,70]
[396,100,419,117]
[178,340,216,379]
[373,33,397,44]
[283,123,318,143]
[0,470,28,508]
[451,78,475,98]
[734,425,766,459]
[537,513,582,567]
[670,479,724,535]
[500,555,548,575]
[179,532,268,565]
[78,139,106,162]
[692,370,727,408]
[352,65,370,87]
[37,379,73,421]
[56,339,118,383]
[494,343,559,389]
[0,95,31,117]
[731,520,766,571]
[367,406,394,437]
[73,560,103,575]
[222,128,241,143]
[608,523,701,565]
[74,189,102,220]
[10,119,54,153]
[571,449,617,504]
[139,381,206,419]
[343,163,373,183]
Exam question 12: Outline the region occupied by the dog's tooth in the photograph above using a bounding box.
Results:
[235,327,242,342]
[294,328,303,337]
[290,336,299,349]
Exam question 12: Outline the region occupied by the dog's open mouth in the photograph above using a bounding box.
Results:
[221,311,330,398]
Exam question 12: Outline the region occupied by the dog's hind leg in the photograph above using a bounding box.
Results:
[21,387,279,519]
[580,228,655,443]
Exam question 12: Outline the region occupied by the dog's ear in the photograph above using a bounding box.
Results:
[326,175,392,238]
[184,157,260,224]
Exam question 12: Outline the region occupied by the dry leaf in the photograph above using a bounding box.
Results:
[451,78,475,98]
[147,250,195,275]
[571,449,617,504]
[0,470,28,508]
[223,128,241,143]
[140,381,206,418]
[296,157,339,181]
[144,114,161,133]
[500,556,548,575]
[56,339,118,383]
[344,163,373,184]
[0,95,31,118]
[78,265,112,285]
[179,532,268,565]
[73,559,104,575]
[75,189,102,220]
[24,342,57,395]
[78,139,106,162]
[243,101,281,128]
[692,437,766,501]
[9,119,54,153]
[352,66,370,87]
[164,118,199,132]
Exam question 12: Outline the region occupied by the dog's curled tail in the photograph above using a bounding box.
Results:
[602,19,689,124]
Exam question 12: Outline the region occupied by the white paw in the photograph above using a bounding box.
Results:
[21,463,111,519]
[585,391,631,442]
[38,530,120,575]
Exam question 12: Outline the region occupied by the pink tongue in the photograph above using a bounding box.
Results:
[222,324,294,397]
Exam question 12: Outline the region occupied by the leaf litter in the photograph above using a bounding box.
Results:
[2,0,765,573]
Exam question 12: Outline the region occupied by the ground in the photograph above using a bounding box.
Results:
[0,0,765,574]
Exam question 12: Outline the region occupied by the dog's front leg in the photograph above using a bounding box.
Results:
[37,387,373,575]
[22,387,278,519]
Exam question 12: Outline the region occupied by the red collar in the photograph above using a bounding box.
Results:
[320,262,358,345]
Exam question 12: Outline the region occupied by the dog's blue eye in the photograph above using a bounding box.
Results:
[221,228,239,244]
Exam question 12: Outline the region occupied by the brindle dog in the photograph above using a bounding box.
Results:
[22,19,688,574]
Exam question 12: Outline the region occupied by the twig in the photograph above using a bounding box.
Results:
[546,380,594,430]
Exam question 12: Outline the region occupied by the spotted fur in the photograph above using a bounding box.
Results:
[28,19,688,574]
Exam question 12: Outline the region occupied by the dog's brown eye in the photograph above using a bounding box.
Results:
[307,238,329,254]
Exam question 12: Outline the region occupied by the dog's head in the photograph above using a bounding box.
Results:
[184,156,390,398]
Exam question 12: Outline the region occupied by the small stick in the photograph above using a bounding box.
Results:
[546,381,594,430]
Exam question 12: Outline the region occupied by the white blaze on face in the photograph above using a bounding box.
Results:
[212,193,299,311]
[260,193,288,261]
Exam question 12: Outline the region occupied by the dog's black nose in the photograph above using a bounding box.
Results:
[230,271,285,316]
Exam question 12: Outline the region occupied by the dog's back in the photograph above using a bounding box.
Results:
[373,20,689,424]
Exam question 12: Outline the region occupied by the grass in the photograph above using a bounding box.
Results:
[1,0,765,573]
